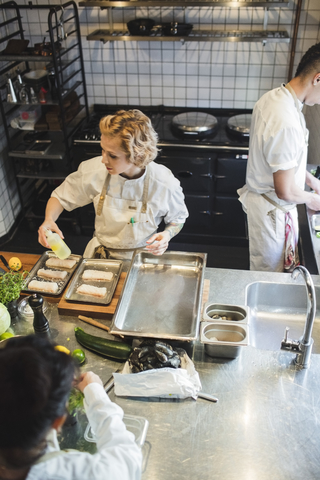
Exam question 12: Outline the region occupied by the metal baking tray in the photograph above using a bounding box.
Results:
[23,251,82,296]
[64,258,123,305]
[110,251,207,341]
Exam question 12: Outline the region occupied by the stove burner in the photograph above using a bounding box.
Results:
[171,112,219,138]
[227,114,252,138]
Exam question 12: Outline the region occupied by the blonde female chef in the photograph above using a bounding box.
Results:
[38,109,188,257]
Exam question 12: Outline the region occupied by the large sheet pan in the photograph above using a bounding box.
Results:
[110,251,207,341]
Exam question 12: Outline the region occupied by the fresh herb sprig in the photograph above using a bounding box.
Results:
[0,270,29,305]
[68,388,85,416]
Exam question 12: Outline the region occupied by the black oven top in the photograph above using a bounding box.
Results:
[73,105,251,149]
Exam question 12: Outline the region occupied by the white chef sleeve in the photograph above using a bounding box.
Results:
[51,157,105,211]
[264,126,302,173]
[82,383,142,480]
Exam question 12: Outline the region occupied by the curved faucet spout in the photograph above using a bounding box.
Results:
[292,266,316,346]
[280,265,316,368]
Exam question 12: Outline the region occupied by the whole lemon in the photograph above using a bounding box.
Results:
[8,257,22,271]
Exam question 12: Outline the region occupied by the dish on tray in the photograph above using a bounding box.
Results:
[23,251,82,296]
[64,258,123,305]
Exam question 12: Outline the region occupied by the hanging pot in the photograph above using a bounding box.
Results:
[127,18,155,36]
[161,22,193,36]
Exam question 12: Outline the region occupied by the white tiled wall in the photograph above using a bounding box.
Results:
[0,0,320,240]
[78,0,320,109]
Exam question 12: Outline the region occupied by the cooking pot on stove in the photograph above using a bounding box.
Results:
[127,18,155,36]
[171,111,219,139]
[161,22,193,36]
[226,114,252,138]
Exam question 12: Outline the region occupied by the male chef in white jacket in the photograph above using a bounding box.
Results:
[238,42,320,272]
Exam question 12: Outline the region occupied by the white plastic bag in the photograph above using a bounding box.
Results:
[113,353,202,399]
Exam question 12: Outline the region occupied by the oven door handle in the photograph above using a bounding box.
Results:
[212,211,224,216]
[200,211,211,215]
[177,171,193,178]
[214,174,226,179]
[200,173,213,179]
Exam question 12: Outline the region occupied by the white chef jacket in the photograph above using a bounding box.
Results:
[26,383,142,480]
[52,158,188,253]
[238,85,308,271]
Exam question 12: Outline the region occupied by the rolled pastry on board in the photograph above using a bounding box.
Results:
[76,284,107,298]
[82,269,113,282]
[46,257,77,269]
[38,268,67,280]
[28,279,59,294]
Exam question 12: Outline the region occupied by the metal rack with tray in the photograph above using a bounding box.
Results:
[23,251,82,296]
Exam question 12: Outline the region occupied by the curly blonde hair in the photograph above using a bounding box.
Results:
[99,109,159,168]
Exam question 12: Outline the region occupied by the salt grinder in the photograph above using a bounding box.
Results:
[28,293,50,336]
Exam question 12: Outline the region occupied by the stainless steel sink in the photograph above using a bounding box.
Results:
[245,282,320,354]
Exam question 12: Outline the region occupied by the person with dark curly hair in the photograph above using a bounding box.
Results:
[238,42,320,272]
[0,335,142,480]
[38,109,188,258]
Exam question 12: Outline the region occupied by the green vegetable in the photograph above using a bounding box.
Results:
[75,327,132,360]
[0,270,29,305]
[68,388,84,416]
[0,304,10,336]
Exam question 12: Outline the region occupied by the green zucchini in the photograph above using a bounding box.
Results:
[74,327,132,360]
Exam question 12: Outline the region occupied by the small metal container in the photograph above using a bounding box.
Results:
[200,322,248,359]
[202,303,249,323]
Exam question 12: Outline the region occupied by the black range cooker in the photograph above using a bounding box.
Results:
[72,105,251,246]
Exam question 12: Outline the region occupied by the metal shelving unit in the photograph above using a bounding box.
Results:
[88,28,290,44]
[81,0,290,44]
[0,0,89,230]
[80,0,289,7]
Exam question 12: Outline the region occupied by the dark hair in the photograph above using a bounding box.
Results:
[295,42,320,78]
[0,335,75,468]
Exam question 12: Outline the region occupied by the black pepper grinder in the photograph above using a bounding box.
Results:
[28,294,50,336]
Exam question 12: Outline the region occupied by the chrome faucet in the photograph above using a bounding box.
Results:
[280,265,316,369]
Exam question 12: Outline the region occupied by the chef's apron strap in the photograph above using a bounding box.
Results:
[261,193,288,213]
[96,174,111,216]
[141,166,150,214]
[261,193,299,272]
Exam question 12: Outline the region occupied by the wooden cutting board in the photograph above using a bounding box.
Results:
[57,272,126,319]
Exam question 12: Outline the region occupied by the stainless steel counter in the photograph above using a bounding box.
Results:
[10,268,320,480]
[306,205,320,273]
